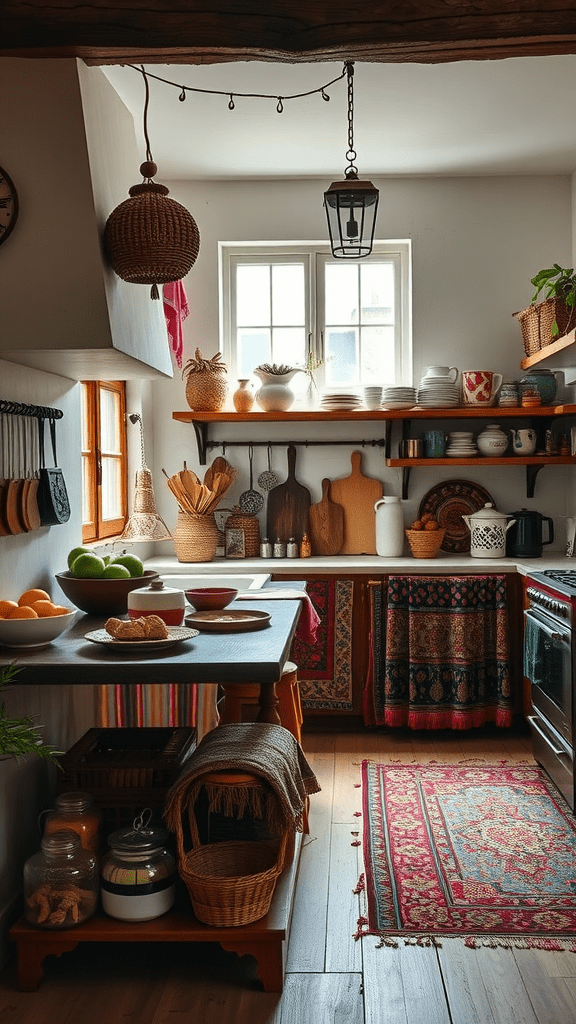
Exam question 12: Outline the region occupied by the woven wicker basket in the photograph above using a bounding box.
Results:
[180,837,286,926]
[104,177,200,295]
[184,369,228,412]
[172,510,219,562]
[405,527,445,559]
[513,297,576,356]
[225,508,261,557]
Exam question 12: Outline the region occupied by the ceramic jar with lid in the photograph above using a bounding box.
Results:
[476,424,509,456]
[42,791,102,855]
[24,830,99,929]
[127,578,185,626]
[101,812,176,922]
[461,503,516,558]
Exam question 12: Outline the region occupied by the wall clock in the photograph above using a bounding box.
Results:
[0,165,19,246]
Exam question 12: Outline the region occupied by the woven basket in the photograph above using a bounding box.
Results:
[172,510,219,562]
[185,369,228,412]
[405,527,445,559]
[104,176,200,297]
[180,837,285,926]
[513,297,576,356]
[225,508,261,557]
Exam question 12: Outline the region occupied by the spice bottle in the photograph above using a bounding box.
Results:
[42,791,102,855]
[101,810,176,922]
[260,537,272,558]
[286,537,299,558]
[24,830,99,930]
[300,533,312,558]
[273,538,286,558]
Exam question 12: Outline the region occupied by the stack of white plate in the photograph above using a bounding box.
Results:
[364,386,383,410]
[446,431,478,457]
[417,374,461,408]
[320,390,363,411]
[381,386,417,411]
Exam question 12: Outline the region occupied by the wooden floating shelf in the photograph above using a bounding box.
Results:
[520,329,576,370]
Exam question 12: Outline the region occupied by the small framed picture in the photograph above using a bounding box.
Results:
[225,528,245,559]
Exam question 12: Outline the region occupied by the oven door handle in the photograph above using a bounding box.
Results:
[524,609,571,647]
[527,715,570,759]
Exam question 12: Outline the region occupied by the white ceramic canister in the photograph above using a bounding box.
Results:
[476,423,509,456]
[127,578,186,626]
[374,497,405,556]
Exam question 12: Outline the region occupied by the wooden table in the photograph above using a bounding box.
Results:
[2,594,303,725]
[6,593,304,992]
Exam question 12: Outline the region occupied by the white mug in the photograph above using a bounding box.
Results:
[510,428,537,455]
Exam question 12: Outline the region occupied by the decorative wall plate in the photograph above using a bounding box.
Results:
[418,479,494,553]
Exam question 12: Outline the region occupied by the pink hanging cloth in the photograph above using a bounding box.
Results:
[163,280,190,369]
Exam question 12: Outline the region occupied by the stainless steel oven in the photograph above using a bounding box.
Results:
[525,571,575,809]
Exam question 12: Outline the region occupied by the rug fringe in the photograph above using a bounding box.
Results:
[356,932,576,954]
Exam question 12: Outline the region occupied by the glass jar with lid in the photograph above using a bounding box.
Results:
[23,829,99,929]
[100,810,176,922]
[42,790,102,854]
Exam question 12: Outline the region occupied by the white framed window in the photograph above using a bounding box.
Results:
[219,241,412,393]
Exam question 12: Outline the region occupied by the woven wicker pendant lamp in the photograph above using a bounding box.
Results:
[104,67,200,299]
[121,413,172,543]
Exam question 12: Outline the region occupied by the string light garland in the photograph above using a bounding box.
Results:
[121,62,347,112]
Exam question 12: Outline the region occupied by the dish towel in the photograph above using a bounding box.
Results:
[237,589,321,644]
[163,280,189,368]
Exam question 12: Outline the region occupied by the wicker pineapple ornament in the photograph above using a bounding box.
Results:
[103,68,200,299]
[182,348,229,411]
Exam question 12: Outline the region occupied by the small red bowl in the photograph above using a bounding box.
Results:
[185,587,238,611]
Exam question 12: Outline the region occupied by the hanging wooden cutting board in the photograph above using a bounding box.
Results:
[309,478,344,555]
[329,450,383,554]
[266,445,311,544]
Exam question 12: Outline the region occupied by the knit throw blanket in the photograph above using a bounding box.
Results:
[164,723,320,839]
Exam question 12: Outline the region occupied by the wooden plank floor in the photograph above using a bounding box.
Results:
[3,726,576,1024]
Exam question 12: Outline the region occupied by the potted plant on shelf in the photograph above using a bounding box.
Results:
[0,662,62,764]
[513,264,576,356]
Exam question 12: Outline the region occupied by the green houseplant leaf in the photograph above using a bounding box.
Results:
[530,264,576,336]
[0,662,63,764]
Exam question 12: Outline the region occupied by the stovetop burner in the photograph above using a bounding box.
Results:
[528,569,576,598]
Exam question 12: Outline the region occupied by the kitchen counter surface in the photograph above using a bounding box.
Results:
[146,554,575,578]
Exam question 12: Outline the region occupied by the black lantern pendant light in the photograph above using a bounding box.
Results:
[324,62,379,259]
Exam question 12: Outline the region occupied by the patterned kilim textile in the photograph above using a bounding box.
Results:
[292,579,353,710]
[357,761,576,951]
[364,575,513,729]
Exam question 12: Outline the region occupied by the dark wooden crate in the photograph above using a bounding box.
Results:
[57,727,196,834]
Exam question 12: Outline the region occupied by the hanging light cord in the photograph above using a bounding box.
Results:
[129,62,347,115]
[138,66,154,165]
[129,412,147,467]
[344,61,358,178]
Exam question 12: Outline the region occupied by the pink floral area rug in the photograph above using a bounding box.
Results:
[355,761,576,952]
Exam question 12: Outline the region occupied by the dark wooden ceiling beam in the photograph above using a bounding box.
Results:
[1,2,576,64]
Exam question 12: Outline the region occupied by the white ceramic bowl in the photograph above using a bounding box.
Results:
[0,609,77,649]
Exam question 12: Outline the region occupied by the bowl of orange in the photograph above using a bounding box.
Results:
[0,589,76,648]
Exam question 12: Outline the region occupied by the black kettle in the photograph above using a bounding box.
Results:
[505,508,554,557]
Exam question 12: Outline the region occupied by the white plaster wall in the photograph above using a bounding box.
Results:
[150,175,575,553]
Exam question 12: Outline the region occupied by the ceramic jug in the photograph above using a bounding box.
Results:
[505,508,554,557]
[510,427,537,455]
[374,497,404,556]
[519,369,561,405]
[461,503,516,558]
